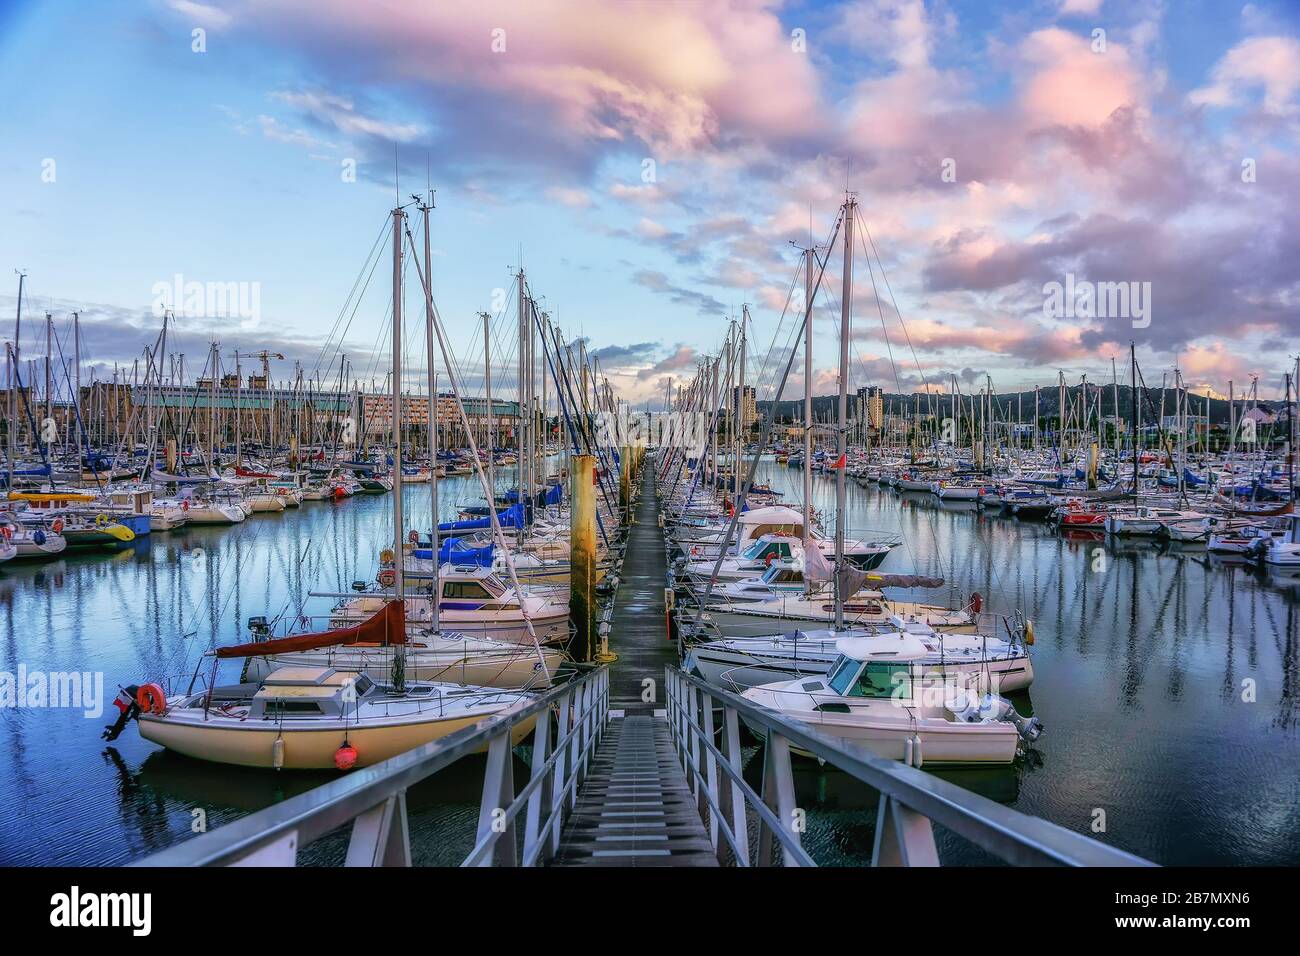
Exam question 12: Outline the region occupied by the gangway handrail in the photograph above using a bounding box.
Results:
[132,666,610,867]
[664,665,1154,867]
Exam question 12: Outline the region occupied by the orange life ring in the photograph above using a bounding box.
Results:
[377,569,397,588]
[765,552,777,566]
[136,683,167,715]
[181,499,190,511]
[51,518,64,534]
[969,592,983,614]
[0,526,12,540]
[408,530,419,544]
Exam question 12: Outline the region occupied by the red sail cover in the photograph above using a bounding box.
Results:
[215,601,406,658]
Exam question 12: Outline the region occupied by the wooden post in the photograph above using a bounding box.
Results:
[570,454,596,662]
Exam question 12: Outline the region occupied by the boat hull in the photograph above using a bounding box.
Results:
[139,710,538,769]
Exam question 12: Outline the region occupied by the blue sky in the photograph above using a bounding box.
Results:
[2,0,1298,403]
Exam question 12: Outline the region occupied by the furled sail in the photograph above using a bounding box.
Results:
[214,600,406,658]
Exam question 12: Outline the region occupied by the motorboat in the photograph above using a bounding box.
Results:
[741,632,1042,765]
[684,613,1034,694]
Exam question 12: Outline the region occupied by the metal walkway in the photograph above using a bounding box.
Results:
[551,465,714,865]
[552,715,717,866]
[606,463,676,714]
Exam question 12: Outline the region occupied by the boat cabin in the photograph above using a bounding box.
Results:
[740,534,797,564]
[248,667,374,719]
[810,634,930,706]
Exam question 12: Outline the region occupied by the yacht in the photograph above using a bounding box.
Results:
[684,614,1034,693]
[741,633,1042,765]
[331,565,571,644]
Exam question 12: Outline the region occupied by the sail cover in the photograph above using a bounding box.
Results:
[837,567,945,602]
[438,503,525,532]
[413,537,495,567]
[215,600,406,658]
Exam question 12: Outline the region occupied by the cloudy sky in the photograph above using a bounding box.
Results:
[2,0,1298,404]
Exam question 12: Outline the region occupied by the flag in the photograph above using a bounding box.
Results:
[829,453,846,469]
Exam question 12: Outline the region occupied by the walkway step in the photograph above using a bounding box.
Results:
[552,715,718,867]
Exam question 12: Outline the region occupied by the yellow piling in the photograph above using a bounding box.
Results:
[570,454,596,662]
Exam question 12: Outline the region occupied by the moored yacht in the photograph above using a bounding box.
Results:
[741,633,1042,765]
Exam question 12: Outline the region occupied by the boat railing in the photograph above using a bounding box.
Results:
[663,665,1153,867]
[131,665,610,867]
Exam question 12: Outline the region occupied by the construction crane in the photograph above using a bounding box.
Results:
[246,350,284,389]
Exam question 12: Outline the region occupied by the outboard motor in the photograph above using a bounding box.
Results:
[978,694,1044,743]
[102,685,141,741]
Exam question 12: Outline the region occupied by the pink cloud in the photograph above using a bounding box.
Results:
[1017,28,1142,129]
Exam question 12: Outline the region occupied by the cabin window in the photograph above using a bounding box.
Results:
[442,582,491,600]
[827,657,860,696]
[850,663,911,700]
[263,701,323,716]
[349,675,374,697]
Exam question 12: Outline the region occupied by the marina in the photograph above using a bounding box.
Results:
[5,3,1300,937]
[1,195,1299,872]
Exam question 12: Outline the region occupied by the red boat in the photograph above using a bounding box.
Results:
[1056,499,1109,527]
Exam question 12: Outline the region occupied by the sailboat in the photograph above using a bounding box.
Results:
[107,203,544,769]
[118,602,536,769]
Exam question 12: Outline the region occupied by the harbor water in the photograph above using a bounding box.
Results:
[2,464,1298,865]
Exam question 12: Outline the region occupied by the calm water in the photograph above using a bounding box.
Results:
[2,462,1298,865]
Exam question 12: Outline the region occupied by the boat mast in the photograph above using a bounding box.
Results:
[209,341,218,472]
[1130,343,1138,497]
[74,310,82,471]
[517,267,527,542]
[736,307,746,499]
[390,204,407,691]
[802,244,814,566]
[835,195,855,630]
[482,310,494,503]
[420,196,440,634]
[9,271,24,490]
[234,349,242,469]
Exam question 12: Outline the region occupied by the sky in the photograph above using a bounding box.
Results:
[2,0,1299,406]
